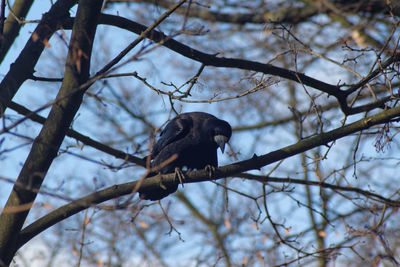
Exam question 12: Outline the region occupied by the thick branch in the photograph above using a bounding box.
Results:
[97,15,340,91]
[0,0,34,63]
[109,0,319,25]
[62,14,400,115]
[16,104,400,250]
[0,0,77,117]
[19,13,393,117]
[91,14,351,111]
[107,0,400,24]
[0,0,102,264]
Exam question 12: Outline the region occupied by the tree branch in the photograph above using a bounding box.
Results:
[238,173,400,206]
[16,104,400,250]
[0,0,77,117]
[0,0,34,63]
[7,101,146,167]
[107,0,400,24]
[0,0,102,264]
[94,14,344,98]
[91,14,399,115]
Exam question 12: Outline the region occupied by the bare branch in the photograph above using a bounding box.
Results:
[16,104,400,250]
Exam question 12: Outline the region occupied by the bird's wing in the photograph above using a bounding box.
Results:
[151,116,192,157]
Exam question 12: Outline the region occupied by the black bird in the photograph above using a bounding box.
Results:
[139,112,232,200]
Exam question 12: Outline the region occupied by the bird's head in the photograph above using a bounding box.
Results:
[211,119,232,153]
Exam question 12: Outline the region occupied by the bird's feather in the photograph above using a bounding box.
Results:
[139,112,232,200]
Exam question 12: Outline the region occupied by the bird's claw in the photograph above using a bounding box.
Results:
[174,167,185,188]
[205,165,216,178]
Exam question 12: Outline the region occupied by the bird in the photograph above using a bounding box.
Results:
[138,112,232,200]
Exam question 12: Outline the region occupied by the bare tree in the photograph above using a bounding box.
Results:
[1,0,400,266]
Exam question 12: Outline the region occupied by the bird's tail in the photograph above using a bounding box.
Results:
[138,170,178,201]
[138,184,178,201]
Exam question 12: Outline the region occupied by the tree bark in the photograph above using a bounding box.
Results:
[0,0,76,117]
[0,0,34,63]
[0,0,102,265]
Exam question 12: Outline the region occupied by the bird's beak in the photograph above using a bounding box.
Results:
[214,135,229,153]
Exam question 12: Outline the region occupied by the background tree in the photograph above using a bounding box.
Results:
[1,0,400,266]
